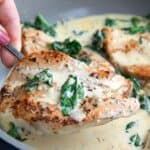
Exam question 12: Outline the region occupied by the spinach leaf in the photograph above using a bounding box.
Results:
[72,30,86,36]
[49,38,91,65]
[139,96,150,113]
[131,17,141,27]
[129,134,141,147]
[92,30,105,49]
[126,121,136,132]
[145,22,150,32]
[105,18,117,27]
[144,14,150,20]
[117,70,141,96]
[123,26,145,34]
[23,14,56,37]
[7,122,25,141]
[129,77,141,97]
[25,69,53,92]
[122,17,150,34]
[87,30,107,58]
[34,15,56,37]
[116,69,150,113]
[49,38,82,57]
[23,22,35,28]
[77,56,91,65]
[60,75,84,116]
[119,71,150,113]
[139,37,143,44]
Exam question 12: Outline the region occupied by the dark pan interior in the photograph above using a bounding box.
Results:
[16,0,150,22]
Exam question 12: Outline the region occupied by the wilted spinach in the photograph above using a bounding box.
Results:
[23,14,56,37]
[144,14,150,20]
[126,121,136,132]
[7,122,25,141]
[129,134,142,147]
[139,96,150,113]
[49,38,82,57]
[86,30,107,58]
[122,17,150,34]
[72,30,86,36]
[116,69,150,113]
[77,56,91,65]
[105,18,117,27]
[60,75,84,116]
[25,69,53,92]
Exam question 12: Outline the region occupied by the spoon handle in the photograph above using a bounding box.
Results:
[0,29,24,60]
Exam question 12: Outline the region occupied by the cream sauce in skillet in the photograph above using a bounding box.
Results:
[24,14,150,150]
[26,110,149,150]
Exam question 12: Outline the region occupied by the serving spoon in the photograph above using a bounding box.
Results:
[0,29,24,60]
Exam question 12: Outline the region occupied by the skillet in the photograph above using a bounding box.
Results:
[0,0,149,149]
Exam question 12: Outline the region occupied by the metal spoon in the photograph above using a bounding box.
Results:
[0,29,24,60]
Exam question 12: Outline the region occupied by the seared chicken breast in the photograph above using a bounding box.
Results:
[22,28,115,75]
[0,51,139,134]
[144,130,150,150]
[22,28,53,55]
[103,28,150,79]
[142,80,150,96]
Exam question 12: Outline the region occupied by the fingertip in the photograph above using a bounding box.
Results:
[12,38,21,51]
[0,48,17,67]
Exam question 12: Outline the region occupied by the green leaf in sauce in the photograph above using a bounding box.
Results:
[105,18,117,27]
[131,17,141,27]
[23,22,35,28]
[145,22,150,32]
[123,26,145,34]
[92,30,105,49]
[116,69,150,113]
[144,14,150,20]
[126,121,136,132]
[72,30,86,36]
[60,75,84,116]
[129,134,141,147]
[121,74,150,113]
[129,77,141,97]
[49,38,92,65]
[117,70,141,96]
[49,38,82,57]
[34,14,56,37]
[77,56,91,65]
[139,96,150,113]
[23,14,56,37]
[122,17,150,34]
[87,30,107,58]
[7,122,25,141]
[139,37,143,44]
[25,69,53,92]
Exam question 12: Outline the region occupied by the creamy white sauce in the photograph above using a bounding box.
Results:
[25,110,150,150]
[70,108,86,122]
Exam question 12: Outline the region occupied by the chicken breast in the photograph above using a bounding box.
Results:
[103,28,150,79]
[22,28,53,55]
[142,80,150,96]
[144,130,150,150]
[0,51,139,134]
[22,28,115,75]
